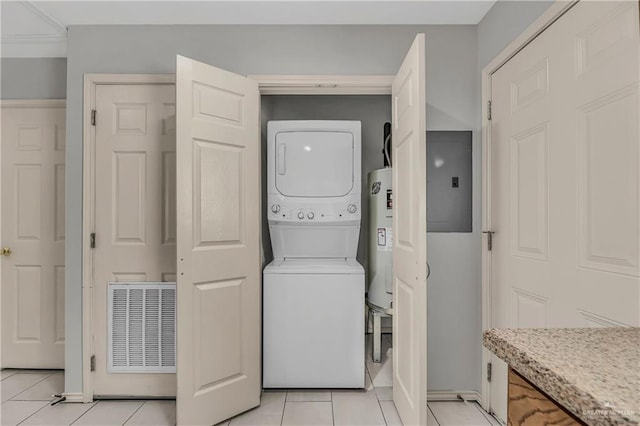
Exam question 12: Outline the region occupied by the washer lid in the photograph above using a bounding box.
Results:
[264,258,364,274]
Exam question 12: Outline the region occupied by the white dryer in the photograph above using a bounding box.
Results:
[263,120,365,388]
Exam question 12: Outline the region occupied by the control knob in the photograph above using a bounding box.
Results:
[347,204,357,214]
[307,212,315,219]
[297,211,305,220]
[271,204,281,214]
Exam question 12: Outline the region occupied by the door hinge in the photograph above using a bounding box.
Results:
[483,231,493,251]
[90,355,96,372]
[91,109,96,126]
[487,362,492,382]
[487,100,492,121]
[90,232,96,249]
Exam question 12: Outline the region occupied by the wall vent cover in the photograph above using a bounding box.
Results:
[108,282,176,373]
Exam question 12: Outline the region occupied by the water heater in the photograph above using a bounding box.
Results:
[367,167,392,310]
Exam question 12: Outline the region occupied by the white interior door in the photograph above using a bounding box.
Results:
[176,55,261,425]
[92,83,177,396]
[1,101,66,369]
[392,34,428,426]
[488,1,640,422]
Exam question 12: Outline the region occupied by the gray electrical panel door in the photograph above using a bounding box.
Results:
[426,131,472,232]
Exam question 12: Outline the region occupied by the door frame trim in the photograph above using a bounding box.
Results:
[0,99,66,370]
[81,73,394,402]
[480,0,579,411]
[249,74,394,95]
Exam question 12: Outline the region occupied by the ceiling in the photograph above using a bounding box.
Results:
[1,0,496,58]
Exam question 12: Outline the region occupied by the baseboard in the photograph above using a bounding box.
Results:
[427,390,482,402]
[61,393,85,403]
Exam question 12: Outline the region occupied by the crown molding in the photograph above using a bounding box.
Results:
[1,1,67,57]
[22,1,67,33]
[1,35,67,58]
[2,34,66,42]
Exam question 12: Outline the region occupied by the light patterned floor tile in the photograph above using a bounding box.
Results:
[383,334,392,345]
[124,401,175,426]
[19,401,96,425]
[0,374,51,403]
[365,348,393,388]
[332,390,385,426]
[332,371,373,396]
[365,335,393,388]
[0,356,511,426]
[474,404,501,425]
[428,405,440,425]
[72,400,144,425]
[12,373,64,401]
[364,369,374,392]
[380,401,402,426]
[0,400,49,425]
[428,402,491,426]
[229,392,285,426]
[282,401,333,426]
[286,390,332,402]
[0,371,18,381]
[374,386,393,401]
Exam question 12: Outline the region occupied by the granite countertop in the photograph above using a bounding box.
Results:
[483,328,640,426]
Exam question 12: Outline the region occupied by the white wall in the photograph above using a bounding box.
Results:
[64,24,480,395]
[1,58,66,99]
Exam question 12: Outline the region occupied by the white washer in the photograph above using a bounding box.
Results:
[263,259,364,388]
[263,120,364,388]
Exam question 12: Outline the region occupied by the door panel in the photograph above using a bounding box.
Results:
[392,34,428,426]
[176,55,261,426]
[92,84,177,396]
[488,1,640,422]
[1,102,65,368]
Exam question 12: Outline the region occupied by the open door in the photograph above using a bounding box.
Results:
[176,55,261,425]
[392,34,428,426]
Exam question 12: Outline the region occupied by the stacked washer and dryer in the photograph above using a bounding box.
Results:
[263,121,365,388]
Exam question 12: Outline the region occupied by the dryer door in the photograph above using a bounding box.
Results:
[275,131,354,197]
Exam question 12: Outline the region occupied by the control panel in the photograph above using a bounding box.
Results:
[268,195,360,223]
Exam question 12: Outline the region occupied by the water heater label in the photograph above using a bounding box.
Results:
[377,227,393,251]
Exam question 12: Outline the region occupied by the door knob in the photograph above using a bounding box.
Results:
[1,247,12,256]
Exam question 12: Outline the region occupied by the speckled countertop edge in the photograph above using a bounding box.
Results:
[483,329,640,426]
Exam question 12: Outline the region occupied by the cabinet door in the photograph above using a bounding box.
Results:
[508,370,583,425]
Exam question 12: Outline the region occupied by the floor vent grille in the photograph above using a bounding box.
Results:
[108,282,176,373]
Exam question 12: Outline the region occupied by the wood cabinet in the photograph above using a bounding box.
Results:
[508,369,586,426]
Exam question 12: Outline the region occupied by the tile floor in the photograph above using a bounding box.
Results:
[1,335,500,426]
